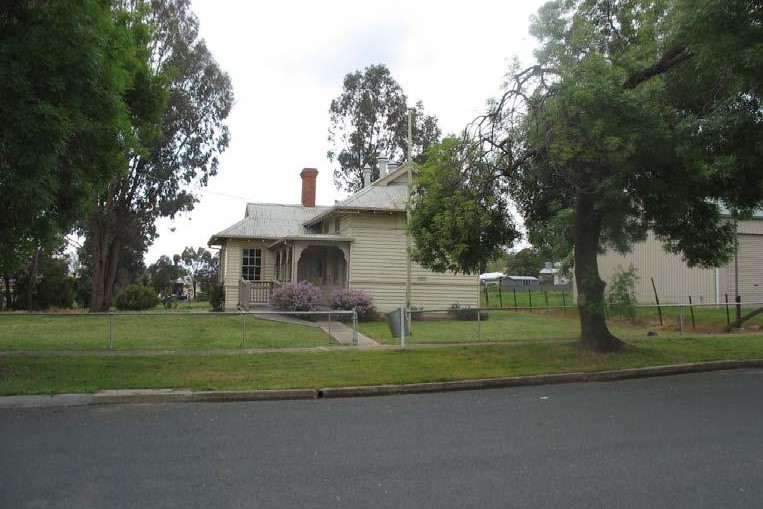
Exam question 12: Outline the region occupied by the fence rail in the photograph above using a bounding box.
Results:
[0,309,358,352]
[380,301,763,347]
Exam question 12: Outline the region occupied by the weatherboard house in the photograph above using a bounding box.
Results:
[208,161,478,312]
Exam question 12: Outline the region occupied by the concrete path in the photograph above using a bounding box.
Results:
[314,319,379,346]
[249,308,379,346]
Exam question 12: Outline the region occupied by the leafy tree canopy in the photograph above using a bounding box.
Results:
[411,0,762,351]
[0,0,143,276]
[505,248,545,278]
[146,255,184,295]
[409,137,518,274]
[328,64,441,192]
[84,0,234,311]
[179,246,215,296]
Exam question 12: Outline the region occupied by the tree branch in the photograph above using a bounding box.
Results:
[624,46,692,89]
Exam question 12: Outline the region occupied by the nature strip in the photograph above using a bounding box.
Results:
[2,359,762,409]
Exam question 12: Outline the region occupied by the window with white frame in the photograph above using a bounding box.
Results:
[242,248,262,281]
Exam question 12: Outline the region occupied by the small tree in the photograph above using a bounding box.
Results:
[209,282,225,312]
[505,248,544,277]
[146,255,185,296]
[179,246,213,299]
[606,266,639,323]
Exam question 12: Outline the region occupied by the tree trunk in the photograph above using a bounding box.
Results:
[3,275,11,311]
[25,247,42,311]
[90,215,123,312]
[574,190,624,352]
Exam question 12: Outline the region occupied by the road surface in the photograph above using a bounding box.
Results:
[2,370,762,508]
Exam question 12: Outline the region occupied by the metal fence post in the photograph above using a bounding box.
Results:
[679,305,684,335]
[352,310,358,345]
[399,305,405,349]
[108,313,114,350]
[477,306,481,341]
[241,311,246,349]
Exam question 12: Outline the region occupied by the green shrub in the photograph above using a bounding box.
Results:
[209,283,225,312]
[448,303,488,321]
[606,265,639,322]
[271,281,322,312]
[161,294,178,309]
[113,284,159,311]
[329,288,375,320]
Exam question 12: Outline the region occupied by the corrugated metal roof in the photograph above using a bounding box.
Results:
[209,165,414,244]
[303,179,409,226]
[339,183,408,210]
[209,204,328,243]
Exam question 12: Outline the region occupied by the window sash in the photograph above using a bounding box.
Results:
[242,248,262,281]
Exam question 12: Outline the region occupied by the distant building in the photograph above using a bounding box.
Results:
[539,262,571,286]
[502,275,540,289]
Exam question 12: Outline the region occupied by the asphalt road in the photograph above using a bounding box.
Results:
[2,370,762,509]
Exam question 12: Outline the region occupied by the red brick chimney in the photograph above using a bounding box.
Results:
[300,168,318,207]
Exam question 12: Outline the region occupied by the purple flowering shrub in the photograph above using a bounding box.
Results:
[270,281,323,312]
[329,288,375,319]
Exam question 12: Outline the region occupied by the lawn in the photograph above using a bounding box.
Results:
[359,309,715,345]
[360,310,583,344]
[633,304,763,329]
[0,313,331,351]
[1,335,761,395]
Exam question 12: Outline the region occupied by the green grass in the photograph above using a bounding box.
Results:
[633,304,763,329]
[0,313,330,351]
[1,335,761,395]
[360,310,679,345]
[361,311,583,344]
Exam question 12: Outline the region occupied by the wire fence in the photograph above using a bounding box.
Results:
[0,310,358,352]
[371,301,763,347]
[3,301,762,352]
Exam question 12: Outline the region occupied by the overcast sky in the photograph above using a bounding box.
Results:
[145,0,547,263]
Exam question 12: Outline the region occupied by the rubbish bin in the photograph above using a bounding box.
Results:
[385,307,410,338]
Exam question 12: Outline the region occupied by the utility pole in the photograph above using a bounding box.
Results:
[735,219,741,322]
[405,109,413,311]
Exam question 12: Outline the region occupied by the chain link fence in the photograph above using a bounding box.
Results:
[0,310,358,352]
[371,301,763,347]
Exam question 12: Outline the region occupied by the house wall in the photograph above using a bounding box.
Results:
[597,219,763,305]
[221,238,277,310]
[343,212,479,312]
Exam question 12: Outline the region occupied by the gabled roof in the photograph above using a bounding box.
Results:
[209,162,418,245]
[303,162,416,227]
[208,203,328,245]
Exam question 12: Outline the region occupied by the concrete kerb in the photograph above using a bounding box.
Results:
[2,359,762,409]
[319,359,763,398]
[192,389,317,402]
